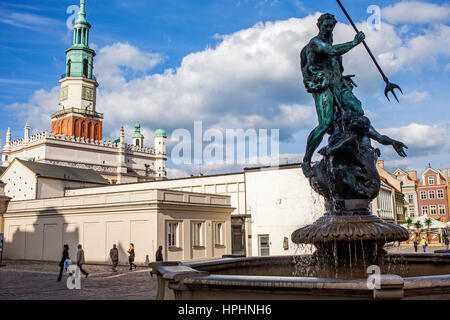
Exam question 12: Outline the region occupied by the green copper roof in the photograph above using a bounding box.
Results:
[154,128,167,137]
[133,123,144,138]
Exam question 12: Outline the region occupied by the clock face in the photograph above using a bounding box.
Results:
[60,87,68,101]
[82,86,94,101]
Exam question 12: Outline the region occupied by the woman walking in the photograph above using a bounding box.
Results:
[128,243,137,270]
[57,244,70,282]
[420,237,428,253]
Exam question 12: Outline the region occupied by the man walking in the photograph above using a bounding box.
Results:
[413,240,418,253]
[77,244,89,278]
[110,244,119,272]
[444,237,449,251]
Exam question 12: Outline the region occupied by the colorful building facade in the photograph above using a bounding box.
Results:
[417,167,449,223]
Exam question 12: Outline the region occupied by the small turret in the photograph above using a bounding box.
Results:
[132,123,144,147]
[154,128,167,179]
[24,123,30,142]
[6,128,11,146]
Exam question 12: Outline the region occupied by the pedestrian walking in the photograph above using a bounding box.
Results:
[128,243,137,271]
[110,244,119,272]
[420,237,428,253]
[156,245,163,262]
[413,240,418,253]
[77,244,89,278]
[444,237,449,251]
[57,244,70,282]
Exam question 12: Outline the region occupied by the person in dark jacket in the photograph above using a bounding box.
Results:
[57,244,70,282]
[413,240,418,253]
[77,244,88,278]
[110,244,119,272]
[155,245,163,262]
[128,243,137,271]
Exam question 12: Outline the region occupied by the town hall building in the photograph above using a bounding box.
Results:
[1,1,167,184]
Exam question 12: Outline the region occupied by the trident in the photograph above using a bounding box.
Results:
[336,0,403,102]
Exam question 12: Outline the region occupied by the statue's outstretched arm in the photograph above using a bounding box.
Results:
[369,126,408,157]
[313,32,365,57]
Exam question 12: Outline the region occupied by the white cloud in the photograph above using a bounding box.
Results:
[379,122,450,158]
[7,12,450,149]
[403,90,430,103]
[382,1,450,24]
[6,86,59,133]
[95,42,164,90]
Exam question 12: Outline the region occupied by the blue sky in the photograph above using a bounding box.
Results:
[0,0,449,177]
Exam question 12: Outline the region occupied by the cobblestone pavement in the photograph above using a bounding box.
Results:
[0,260,157,300]
[1,246,448,300]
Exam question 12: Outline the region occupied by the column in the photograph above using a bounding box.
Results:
[81,28,85,46]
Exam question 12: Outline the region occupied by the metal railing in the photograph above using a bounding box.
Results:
[60,73,97,81]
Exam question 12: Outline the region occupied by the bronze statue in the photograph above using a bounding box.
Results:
[300,13,407,177]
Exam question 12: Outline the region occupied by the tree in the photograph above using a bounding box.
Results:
[406,217,413,244]
[424,218,433,243]
[414,221,423,241]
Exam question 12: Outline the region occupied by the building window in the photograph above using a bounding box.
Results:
[408,194,414,204]
[430,205,437,215]
[167,222,180,248]
[192,222,204,247]
[83,59,89,78]
[87,122,92,140]
[420,191,427,200]
[409,207,415,217]
[437,189,444,199]
[214,222,224,246]
[439,205,446,215]
[429,190,435,199]
[428,176,435,185]
[422,206,428,216]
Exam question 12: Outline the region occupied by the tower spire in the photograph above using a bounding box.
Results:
[77,0,87,23]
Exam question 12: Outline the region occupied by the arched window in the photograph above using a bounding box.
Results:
[74,119,80,137]
[67,59,71,77]
[81,121,86,138]
[136,139,140,146]
[83,59,89,78]
[87,122,92,140]
[62,120,67,135]
[94,123,99,140]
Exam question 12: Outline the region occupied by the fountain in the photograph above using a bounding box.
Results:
[150,8,450,300]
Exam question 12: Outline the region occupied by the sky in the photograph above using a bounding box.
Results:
[0,0,449,178]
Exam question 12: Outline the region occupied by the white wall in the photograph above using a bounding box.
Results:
[66,173,246,216]
[244,166,324,256]
[1,161,37,201]
[3,189,232,264]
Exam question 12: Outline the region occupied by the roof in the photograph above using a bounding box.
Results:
[133,123,144,138]
[16,159,109,185]
[154,128,167,137]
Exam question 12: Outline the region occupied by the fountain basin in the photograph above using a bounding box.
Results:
[150,253,450,300]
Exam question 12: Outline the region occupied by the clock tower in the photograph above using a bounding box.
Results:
[51,0,103,141]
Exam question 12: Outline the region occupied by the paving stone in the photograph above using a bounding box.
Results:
[0,260,157,300]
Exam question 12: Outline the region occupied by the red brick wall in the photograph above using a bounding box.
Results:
[417,170,449,222]
[52,115,102,141]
